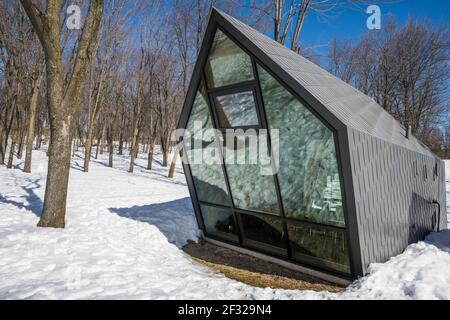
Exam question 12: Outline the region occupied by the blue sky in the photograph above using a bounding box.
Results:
[299,0,450,59]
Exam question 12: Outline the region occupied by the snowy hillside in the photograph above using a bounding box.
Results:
[0,150,449,299]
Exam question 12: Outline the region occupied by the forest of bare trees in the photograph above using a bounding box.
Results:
[328,16,449,156]
[0,0,449,228]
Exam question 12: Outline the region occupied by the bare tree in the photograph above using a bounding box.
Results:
[24,65,44,173]
[328,16,449,150]
[20,0,104,228]
[82,0,132,172]
[128,48,147,173]
[0,2,29,166]
[272,0,392,52]
[83,54,106,172]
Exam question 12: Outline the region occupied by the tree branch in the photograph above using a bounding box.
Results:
[19,0,44,40]
[64,0,104,106]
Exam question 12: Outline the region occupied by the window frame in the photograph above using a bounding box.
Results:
[204,29,255,90]
[208,82,262,131]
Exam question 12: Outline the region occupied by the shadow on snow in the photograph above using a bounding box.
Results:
[0,178,43,217]
[108,197,198,247]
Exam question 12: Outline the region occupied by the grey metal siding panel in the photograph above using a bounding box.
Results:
[440,163,448,230]
[348,128,447,274]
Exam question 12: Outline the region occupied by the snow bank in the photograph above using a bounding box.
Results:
[0,150,449,299]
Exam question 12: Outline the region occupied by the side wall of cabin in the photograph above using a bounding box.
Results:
[347,128,447,274]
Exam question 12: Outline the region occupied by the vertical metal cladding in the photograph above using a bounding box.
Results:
[348,127,447,274]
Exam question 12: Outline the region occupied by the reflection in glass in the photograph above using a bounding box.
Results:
[201,205,238,242]
[241,213,287,255]
[287,223,350,274]
[223,135,279,214]
[185,83,230,206]
[205,30,254,88]
[214,91,259,127]
[258,66,345,227]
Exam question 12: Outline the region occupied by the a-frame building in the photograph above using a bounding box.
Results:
[177,8,447,284]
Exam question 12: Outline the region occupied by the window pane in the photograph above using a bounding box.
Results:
[205,30,254,88]
[214,91,259,127]
[201,205,238,243]
[185,84,230,206]
[223,135,279,214]
[258,66,345,227]
[241,213,287,255]
[287,223,350,274]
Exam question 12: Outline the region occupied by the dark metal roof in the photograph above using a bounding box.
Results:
[214,8,435,158]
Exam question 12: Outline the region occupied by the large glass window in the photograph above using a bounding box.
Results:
[287,223,350,273]
[223,134,279,214]
[213,90,259,127]
[183,29,351,275]
[205,30,254,88]
[201,205,238,243]
[185,84,230,206]
[241,213,287,255]
[258,66,345,227]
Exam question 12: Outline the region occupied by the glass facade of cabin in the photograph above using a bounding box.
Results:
[182,29,350,275]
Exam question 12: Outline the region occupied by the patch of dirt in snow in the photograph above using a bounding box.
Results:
[183,240,342,292]
[0,150,449,299]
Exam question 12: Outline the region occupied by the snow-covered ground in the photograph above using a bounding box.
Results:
[0,149,449,299]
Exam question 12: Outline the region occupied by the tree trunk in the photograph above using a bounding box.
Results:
[0,135,6,165]
[38,119,72,228]
[95,137,100,159]
[147,140,154,170]
[1,123,12,165]
[7,107,21,169]
[118,133,123,155]
[129,134,137,173]
[17,133,24,160]
[7,140,16,169]
[1,86,19,165]
[83,130,94,172]
[72,139,76,158]
[0,128,7,165]
[100,125,106,155]
[143,143,148,154]
[162,151,168,167]
[107,127,113,167]
[35,125,42,150]
[36,137,42,150]
[0,127,4,164]
[161,137,169,167]
[24,72,44,173]
[108,142,113,167]
[168,147,179,178]
[134,135,139,158]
